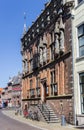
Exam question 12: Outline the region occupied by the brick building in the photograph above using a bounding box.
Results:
[21,0,74,124]
[11,73,22,107]
[1,73,22,108]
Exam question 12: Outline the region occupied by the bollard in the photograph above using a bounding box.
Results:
[61,115,66,126]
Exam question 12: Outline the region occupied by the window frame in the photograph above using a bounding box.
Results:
[78,24,84,57]
[79,73,84,114]
[50,69,57,96]
[78,0,83,4]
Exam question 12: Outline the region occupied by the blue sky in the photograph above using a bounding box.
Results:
[0,0,49,87]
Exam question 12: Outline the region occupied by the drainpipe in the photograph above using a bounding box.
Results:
[71,9,76,125]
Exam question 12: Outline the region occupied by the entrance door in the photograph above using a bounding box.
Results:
[41,81,46,103]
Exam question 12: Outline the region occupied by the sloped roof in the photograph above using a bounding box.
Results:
[12,73,22,86]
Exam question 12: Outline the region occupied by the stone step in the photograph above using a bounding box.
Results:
[37,104,59,123]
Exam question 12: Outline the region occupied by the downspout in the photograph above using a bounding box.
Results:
[71,9,76,125]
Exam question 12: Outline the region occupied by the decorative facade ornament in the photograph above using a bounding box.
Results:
[47,15,50,24]
[43,34,47,45]
[36,23,39,33]
[28,34,31,42]
[54,22,59,34]
[62,0,66,5]
[59,15,65,53]
[54,22,60,55]
[43,46,47,62]
[39,48,43,65]
[39,37,44,48]
[55,34,60,55]
[60,29,65,53]
[59,15,65,30]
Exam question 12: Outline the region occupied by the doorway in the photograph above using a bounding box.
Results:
[41,81,47,103]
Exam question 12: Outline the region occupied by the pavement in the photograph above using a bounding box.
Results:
[1,109,83,130]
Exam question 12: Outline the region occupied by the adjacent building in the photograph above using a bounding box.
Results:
[1,73,22,108]
[0,88,3,105]
[1,87,8,107]
[12,73,22,107]
[72,0,84,125]
[21,0,74,124]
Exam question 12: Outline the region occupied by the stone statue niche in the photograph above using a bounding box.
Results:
[54,22,60,57]
[59,15,65,54]
[40,48,43,65]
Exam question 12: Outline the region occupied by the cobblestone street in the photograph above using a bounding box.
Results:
[1,109,83,130]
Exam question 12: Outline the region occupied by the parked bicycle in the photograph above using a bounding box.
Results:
[28,110,40,121]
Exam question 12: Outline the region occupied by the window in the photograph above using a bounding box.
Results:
[78,24,84,57]
[78,0,83,4]
[79,73,84,114]
[51,70,55,83]
[36,77,40,97]
[36,77,40,87]
[50,70,57,96]
[23,60,28,73]
[30,79,35,98]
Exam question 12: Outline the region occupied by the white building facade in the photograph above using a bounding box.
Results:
[72,0,84,125]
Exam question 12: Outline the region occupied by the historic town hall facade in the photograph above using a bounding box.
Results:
[21,0,74,124]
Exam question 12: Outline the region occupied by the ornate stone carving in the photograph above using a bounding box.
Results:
[55,34,60,56]
[59,15,65,53]
[39,48,43,65]
[43,34,47,45]
[54,22,60,56]
[54,21,59,34]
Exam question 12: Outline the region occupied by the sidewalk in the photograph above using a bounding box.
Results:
[2,109,81,130]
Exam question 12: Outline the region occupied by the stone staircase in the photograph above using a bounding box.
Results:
[37,103,59,123]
